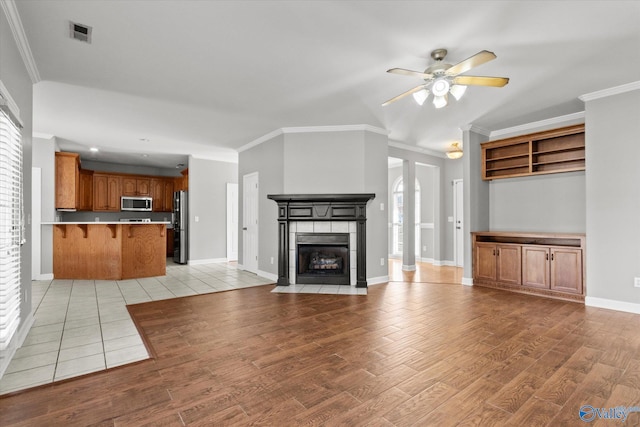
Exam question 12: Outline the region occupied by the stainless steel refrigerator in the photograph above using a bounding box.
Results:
[173,191,188,264]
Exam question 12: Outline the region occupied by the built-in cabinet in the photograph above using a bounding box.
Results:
[151,178,175,212]
[122,177,151,196]
[55,151,184,213]
[472,232,585,302]
[481,124,585,180]
[55,152,80,210]
[93,174,121,212]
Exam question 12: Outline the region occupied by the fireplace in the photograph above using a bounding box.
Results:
[296,233,349,285]
[267,193,375,287]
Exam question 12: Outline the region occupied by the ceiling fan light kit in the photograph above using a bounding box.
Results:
[383,48,509,108]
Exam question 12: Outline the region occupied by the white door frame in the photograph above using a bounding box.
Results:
[453,179,464,267]
[242,172,259,273]
[226,182,238,261]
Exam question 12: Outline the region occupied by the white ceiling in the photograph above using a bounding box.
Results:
[14,1,640,168]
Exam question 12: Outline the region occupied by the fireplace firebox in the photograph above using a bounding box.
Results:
[296,233,349,285]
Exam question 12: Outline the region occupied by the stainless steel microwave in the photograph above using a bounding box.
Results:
[121,196,153,211]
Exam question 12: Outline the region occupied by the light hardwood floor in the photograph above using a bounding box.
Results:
[1,263,640,426]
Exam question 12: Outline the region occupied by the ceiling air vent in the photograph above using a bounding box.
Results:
[69,22,92,43]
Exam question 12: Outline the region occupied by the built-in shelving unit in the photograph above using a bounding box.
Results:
[482,124,585,180]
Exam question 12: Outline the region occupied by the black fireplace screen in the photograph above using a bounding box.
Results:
[296,233,350,285]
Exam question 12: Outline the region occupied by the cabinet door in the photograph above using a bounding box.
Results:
[550,248,583,294]
[151,179,164,212]
[475,243,497,281]
[78,170,93,211]
[167,229,174,257]
[522,246,550,289]
[106,176,121,211]
[93,175,108,211]
[136,178,151,196]
[164,180,174,212]
[496,244,521,285]
[122,178,137,196]
[55,152,79,209]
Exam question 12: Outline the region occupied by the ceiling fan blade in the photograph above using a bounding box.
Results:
[452,75,509,87]
[382,85,427,107]
[387,68,434,80]
[445,50,497,76]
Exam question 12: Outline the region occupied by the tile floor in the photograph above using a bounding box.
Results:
[271,284,367,295]
[0,260,274,395]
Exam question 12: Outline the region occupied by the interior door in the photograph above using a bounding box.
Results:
[453,179,464,267]
[242,172,259,273]
[226,182,238,261]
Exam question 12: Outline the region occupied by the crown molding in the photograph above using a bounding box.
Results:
[490,111,585,139]
[237,124,389,153]
[460,124,491,136]
[579,81,640,102]
[1,0,41,83]
[388,140,447,159]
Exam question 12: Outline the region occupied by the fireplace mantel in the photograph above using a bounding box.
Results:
[267,193,375,287]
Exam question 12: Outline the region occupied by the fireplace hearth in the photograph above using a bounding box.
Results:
[267,193,375,287]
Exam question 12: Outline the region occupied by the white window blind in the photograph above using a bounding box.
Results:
[0,104,23,352]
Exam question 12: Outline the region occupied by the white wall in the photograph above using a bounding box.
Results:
[32,137,56,275]
[584,87,640,309]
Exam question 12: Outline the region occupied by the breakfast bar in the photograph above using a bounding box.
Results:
[48,222,170,280]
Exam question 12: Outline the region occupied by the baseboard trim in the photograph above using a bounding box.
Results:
[402,264,417,271]
[188,258,228,265]
[367,275,389,286]
[257,270,278,282]
[33,273,53,281]
[0,312,34,379]
[461,277,474,286]
[585,296,640,314]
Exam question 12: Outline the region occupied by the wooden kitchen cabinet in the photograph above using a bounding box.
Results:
[78,169,94,211]
[93,174,121,211]
[151,178,174,212]
[122,177,151,196]
[474,242,521,285]
[55,152,80,210]
[473,232,585,302]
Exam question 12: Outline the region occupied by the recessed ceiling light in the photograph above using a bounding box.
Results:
[141,154,149,157]
[139,138,149,142]
[89,147,99,152]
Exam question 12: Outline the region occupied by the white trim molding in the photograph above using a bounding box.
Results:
[367,275,389,286]
[388,140,447,158]
[579,81,640,102]
[585,296,640,315]
[188,258,228,265]
[0,0,41,83]
[0,312,34,379]
[461,277,474,286]
[238,124,389,152]
[460,123,491,136]
[402,264,417,272]
[490,111,585,139]
[33,273,53,281]
[257,270,278,282]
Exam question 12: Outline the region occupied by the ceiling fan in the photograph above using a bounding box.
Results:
[382,49,509,108]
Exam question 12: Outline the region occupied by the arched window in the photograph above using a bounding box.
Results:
[392,177,420,256]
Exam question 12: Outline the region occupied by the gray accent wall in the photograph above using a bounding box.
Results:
[32,137,56,274]
[238,135,285,274]
[188,157,238,262]
[490,172,585,232]
[81,160,182,177]
[238,129,388,281]
[584,88,640,304]
[2,7,34,376]
[443,158,463,263]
